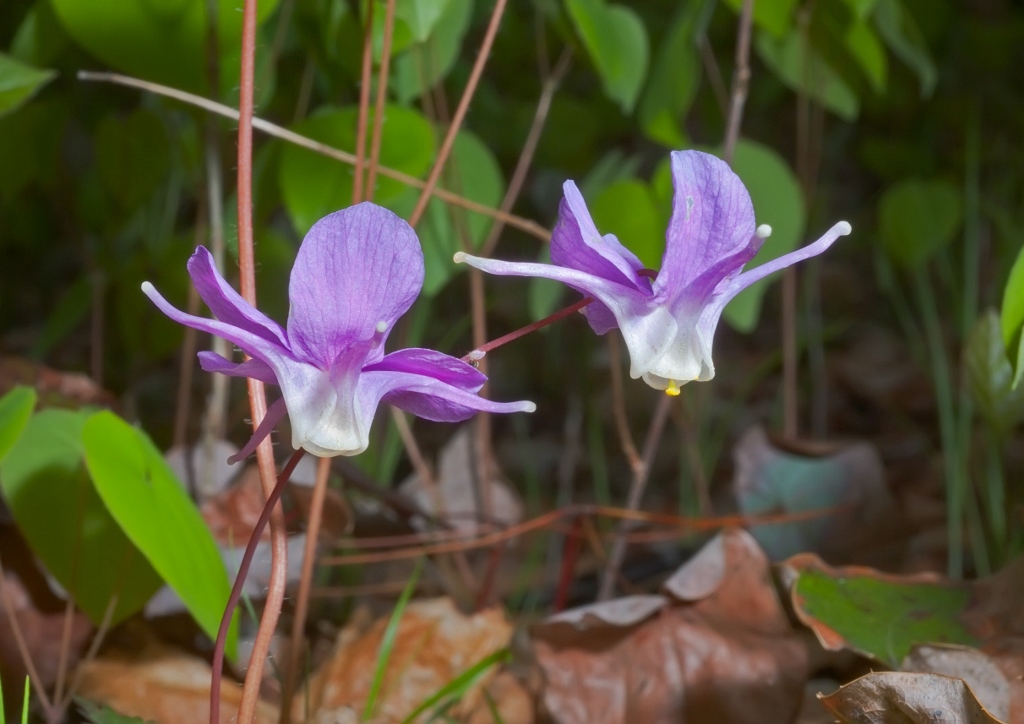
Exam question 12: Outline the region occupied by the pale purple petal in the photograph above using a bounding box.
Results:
[198,351,278,385]
[287,203,424,368]
[187,246,289,349]
[228,397,288,463]
[364,348,486,392]
[142,282,296,374]
[550,182,650,293]
[360,369,536,423]
[656,151,756,303]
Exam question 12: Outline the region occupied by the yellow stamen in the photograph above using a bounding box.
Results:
[665,380,681,397]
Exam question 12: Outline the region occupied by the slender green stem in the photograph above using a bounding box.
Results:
[912,266,964,577]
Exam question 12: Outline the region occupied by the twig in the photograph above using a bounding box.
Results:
[231,2,290,722]
[607,334,642,474]
[56,594,119,716]
[0,560,55,721]
[352,0,375,204]
[77,71,551,242]
[698,35,729,118]
[52,597,75,707]
[281,456,330,724]
[460,297,593,362]
[365,0,397,202]
[722,0,755,165]
[597,394,673,600]
[408,0,509,225]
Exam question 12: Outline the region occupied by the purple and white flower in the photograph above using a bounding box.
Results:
[143,203,535,460]
[455,150,851,394]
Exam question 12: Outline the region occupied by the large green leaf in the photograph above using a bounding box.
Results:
[396,0,453,42]
[0,387,36,463]
[872,0,937,97]
[878,179,961,269]
[636,1,704,148]
[966,311,1024,434]
[845,20,887,93]
[0,409,163,626]
[10,1,69,67]
[589,179,663,270]
[1000,243,1024,386]
[722,140,806,333]
[49,0,280,95]
[279,105,435,235]
[756,28,859,121]
[723,0,797,37]
[0,53,56,119]
[388,129,504,296]
[393,0,473,105]
[82,411,236,657]
[565,0,649,113]
[94,108,170,211]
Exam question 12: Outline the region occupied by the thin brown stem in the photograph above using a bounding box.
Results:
[607,334,642,475]
[89,271,104,386]
[597,394,673,600]
[698,36,729,118]
[353,1,375,204]
[365,0,397,202]
[461,296,593,362]
[281,456,331,724]
[408,0,509,226]
[231,1,289,722]
[55,593,118,716]
[0,561,55,721]
[52,597,75,707]
[723,0,755,165]
[479,47,572,258]
[173,210,207,447]
[77,72,551,242]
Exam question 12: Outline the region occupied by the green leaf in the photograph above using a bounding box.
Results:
[393,0,473,105]
[82,411,236,658]
[791,564,975,668]
[77,699,153,724]
[756,28,859,121]
[0,387,36,463]
[873,0,937,97]
[723,0,797,37]
[388,129,504,296]
[845,20,887,93]
[565,0,649,113]
[396,0,453,42]
[722,140,806,333]
[0,409,163,626]
[878,179,962,269]
[10,1,69,68]
[94,108,170,211]
[1000,242,1024,377]
[279,104,435,235]
[589,179,663,270]
[0,99,67,198]
[966,311,1024,434]
[401,648,511,724]
[637,1,704,148]
[50,0,280,95]
[0,53,56,119]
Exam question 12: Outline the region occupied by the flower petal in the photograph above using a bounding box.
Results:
[286,203,424,368]
[362,369,536,423]
[364,348,486,392]
[198,351,278,385]
[551,181,649,292]
[656,151,757,304]
[188,247,289,349]
[142,282,296,374]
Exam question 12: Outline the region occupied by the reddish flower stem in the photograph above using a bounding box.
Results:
[210,449,305,724]
[461,297,593,363]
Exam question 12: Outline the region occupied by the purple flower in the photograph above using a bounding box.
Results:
[143,203,535,460]
[455,150,851,394]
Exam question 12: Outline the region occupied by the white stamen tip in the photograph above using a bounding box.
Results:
[522,401,537,413]
[375,321,388,334]
[836,221,852,235]
[756,224,772,239]
[453,252,467,263]
[468,350,486,361]
[141,281,154,294]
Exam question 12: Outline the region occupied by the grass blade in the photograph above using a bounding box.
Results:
[400,648,511,724]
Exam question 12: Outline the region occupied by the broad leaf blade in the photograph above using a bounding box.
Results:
[0,387,36,463]
[0,53,56,118]
[565,0,649,113]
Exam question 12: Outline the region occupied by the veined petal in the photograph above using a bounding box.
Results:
[187,246,289,349]
[198,351,278,385]
[142,282,295,374]
[657,151,756,303]
[362,369,536,423]
[364,348,486,392]
[551,181,649,292]
[287,203,424,368]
